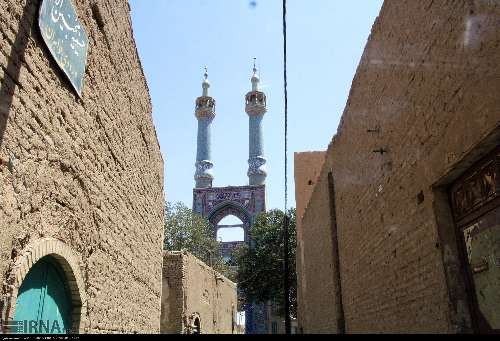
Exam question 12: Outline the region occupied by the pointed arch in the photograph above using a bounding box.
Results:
[208,201,252,243]
[208,201,252,227]
[1,238,87,334]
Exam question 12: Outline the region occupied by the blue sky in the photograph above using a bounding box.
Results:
[129,0,383,240]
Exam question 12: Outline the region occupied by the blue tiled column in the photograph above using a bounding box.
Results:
[195,115,214,188]
[194,69,216,189]
[246,65,267,186]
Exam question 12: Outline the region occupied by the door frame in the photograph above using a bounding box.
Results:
[448,146,500,334]
[1,238,87,334]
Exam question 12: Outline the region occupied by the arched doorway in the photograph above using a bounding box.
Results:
[192,185,267,334]
[216,215,246,263]
[208,202,251,260]
[2,238,87,334]
[14,256,72,334]
[216,215,245,241]
[193,317,201,334]
[208,202,251,241]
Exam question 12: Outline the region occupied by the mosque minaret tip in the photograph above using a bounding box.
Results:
[246,59,268,186]
[194,67,216,188]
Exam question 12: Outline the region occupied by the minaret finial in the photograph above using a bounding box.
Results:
[202,66,210,96]
[251,58,260,92]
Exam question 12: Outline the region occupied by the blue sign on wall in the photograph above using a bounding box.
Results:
[39,0,89,97]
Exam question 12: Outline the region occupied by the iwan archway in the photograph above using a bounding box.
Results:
[194,186,266,258]
[209,200,254,258]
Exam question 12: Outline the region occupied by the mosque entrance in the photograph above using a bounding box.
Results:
[193,185,266,259]
[216,215,245,261]
[13,256,73,334]
[449,145,500,333]
[193,184,267,334]
[190,63,269,333]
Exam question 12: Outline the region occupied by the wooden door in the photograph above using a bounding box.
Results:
[450,147,500,333]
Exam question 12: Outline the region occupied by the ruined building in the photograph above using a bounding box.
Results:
[0,0,164,333]
[160,251,239,334]
[295,0,500,334]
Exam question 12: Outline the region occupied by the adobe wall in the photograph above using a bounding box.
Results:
[293,151,326,332]
[297,0,500,333]
[296,145,341,333]
[160,252,185,334]
[0,0,164,333]
[161,251,238,334]
[294,152,326,224]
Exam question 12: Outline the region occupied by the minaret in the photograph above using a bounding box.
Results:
[246,59,267,186]
[194,68,216,188]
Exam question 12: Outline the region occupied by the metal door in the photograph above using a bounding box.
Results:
[13,256,72,334]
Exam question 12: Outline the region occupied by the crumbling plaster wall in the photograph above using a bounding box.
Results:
[161,251,238,334]
[0,0,164,333]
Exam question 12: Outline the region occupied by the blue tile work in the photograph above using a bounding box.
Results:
[245,303,269,334]
[195,116,214,188]
[194,69,216,189]
[245,65,267,186]
[192,185,267,334]
[191,65,270,333]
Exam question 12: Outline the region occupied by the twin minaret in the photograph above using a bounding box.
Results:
[194,62,267,188]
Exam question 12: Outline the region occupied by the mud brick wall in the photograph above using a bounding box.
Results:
[296,147,341,333]
[297,0,500,333]
[293,151,326,332]
[160,252,184,334]
[161,251,238,334]
[294,152,326,224]
[0,0,164,333]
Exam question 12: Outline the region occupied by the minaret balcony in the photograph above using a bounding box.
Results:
[245,91,267,116]
[195,96,216,118]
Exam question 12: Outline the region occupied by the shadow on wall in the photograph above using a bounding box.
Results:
[0,1,34,148]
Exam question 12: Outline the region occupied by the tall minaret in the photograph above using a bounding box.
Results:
[246,59,267,186]
[194,68,216,188]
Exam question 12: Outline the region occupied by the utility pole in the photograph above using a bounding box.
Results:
[283,214,291,334]
[282,0,291,334]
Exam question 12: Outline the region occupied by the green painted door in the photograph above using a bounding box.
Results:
[13,256,72,334]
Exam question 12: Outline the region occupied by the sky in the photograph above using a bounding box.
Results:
[129,0,383,241]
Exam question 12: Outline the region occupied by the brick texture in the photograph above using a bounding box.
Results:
[293,151,326,332]
[0,0,164,333]
[161,251,238,334]
[296,0,500,333]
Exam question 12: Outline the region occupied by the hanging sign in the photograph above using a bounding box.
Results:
[39,0,89,97]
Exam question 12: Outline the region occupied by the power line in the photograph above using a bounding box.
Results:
[283,2,288,213]
[282,0,291,335]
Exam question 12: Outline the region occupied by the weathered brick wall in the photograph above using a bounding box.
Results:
[160,252,185,334]
[296,145,340,333]
[294,152,326,224]
[161,251,238,334]
[293,151,326,332]
[297,0,500,333]
[0,0,164,333]
[183,252,237,334]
